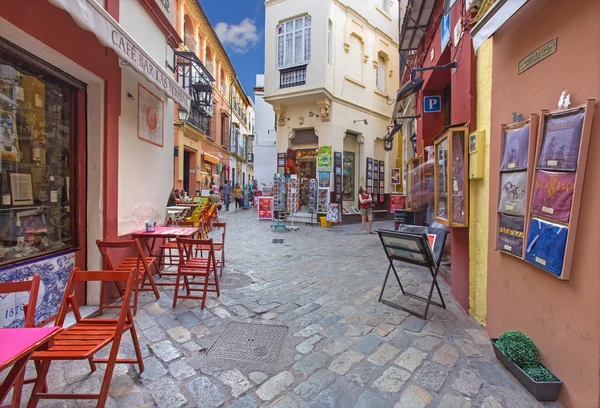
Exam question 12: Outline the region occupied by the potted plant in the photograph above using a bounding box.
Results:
[491,331,562,401]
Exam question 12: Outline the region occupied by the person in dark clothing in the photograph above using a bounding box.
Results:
[167,188,181,207]
[223,180,232,211]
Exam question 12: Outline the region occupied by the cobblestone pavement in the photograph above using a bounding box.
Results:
[15,209,565,407]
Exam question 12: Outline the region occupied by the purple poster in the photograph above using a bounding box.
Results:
[538,109,584,171]
[531,170,575,223]
[498,171,527,216]
[498,214,525,257]
[500,125,529,171]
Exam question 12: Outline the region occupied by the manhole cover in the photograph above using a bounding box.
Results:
[206,322,288,363]
[271,239,284,244]
[219,273,252,289]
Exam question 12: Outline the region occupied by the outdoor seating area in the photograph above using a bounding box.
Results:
[0,211,227,407]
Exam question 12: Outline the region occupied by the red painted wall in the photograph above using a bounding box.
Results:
[0,0,122,242]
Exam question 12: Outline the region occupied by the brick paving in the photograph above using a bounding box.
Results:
[13,209,565,407]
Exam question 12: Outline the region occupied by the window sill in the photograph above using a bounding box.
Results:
[345,76,366,88]
[376,6,392,21]
[278,63,309,72]
[374,89,387,98]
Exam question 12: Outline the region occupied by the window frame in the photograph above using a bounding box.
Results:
[376,55,386,93]
[378,0,388,12]
[327,20,333,65]
[277,15,312,70]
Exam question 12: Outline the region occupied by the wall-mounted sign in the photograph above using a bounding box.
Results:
[424,96,441,113]
[518,38,558,75]
[441,13,450,50]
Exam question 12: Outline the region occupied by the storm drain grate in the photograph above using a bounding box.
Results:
[271,239,284,244]
[219,273,252,289]
[206,322,288,363]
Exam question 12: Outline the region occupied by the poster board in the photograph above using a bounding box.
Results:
[389,194,405,214]
[257,196,274,220]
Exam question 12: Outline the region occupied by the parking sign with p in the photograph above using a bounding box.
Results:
[423,96,441,113]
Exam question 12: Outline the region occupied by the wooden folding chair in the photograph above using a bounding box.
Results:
[96,239,160,315]
[157,221,204,271]
[173,237,220,309]
[27,268,144,408]
[0,275,40,408]
[196,222,226,277]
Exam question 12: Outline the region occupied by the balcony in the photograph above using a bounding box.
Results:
[176,50,214,120]
[188,109,210,135]
[280,65,307,88]
[184,29,196,53]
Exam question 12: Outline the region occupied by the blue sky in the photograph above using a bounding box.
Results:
[199,0,265,100]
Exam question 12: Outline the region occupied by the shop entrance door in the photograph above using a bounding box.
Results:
[183,150,190,193]
[298,159,316,211]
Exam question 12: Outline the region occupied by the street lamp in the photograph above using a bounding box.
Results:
[175,107,189,128]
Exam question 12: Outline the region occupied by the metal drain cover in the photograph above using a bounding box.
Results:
[219,273,252,289]
[206,322,288,363]
[271,239,284,244]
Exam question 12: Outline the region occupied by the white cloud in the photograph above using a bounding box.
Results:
[215,18,260,54]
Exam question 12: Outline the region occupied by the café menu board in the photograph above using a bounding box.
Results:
[389,194,405,213]
[257,196,274,220]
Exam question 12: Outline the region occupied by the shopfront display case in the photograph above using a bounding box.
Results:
[405,157,421,211]
[433,126,469,227]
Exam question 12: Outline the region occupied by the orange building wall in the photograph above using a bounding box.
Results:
[487,1,600,407]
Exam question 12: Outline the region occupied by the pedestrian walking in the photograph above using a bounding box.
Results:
[233,183,243,210]
[223,180,232,211]
[358,185,374,234]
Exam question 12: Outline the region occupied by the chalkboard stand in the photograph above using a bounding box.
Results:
[377,227,449,320]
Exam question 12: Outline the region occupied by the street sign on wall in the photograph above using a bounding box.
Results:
[441,13,450,50]
[424,96,441,113]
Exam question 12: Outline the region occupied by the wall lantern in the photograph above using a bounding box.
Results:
[175,107,189,128]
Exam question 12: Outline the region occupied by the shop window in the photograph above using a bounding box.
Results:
[343,152,355,201]
[0,40,81,266]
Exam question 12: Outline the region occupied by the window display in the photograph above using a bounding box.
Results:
[0,50,77,266]
[538,109,584,171]
[531,170,575,223]
[500,124,530,171]
[405,157,421,211]
[343,151,355,201]
[498,171,527,216]
[497,214,525,257]
[451,129,467,224]
[524,218,568,277]
[434,137,448,223]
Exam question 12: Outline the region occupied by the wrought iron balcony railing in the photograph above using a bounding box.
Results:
[280,65,307,88]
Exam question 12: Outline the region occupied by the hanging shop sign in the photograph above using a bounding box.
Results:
[257,196,274,220]
[317,146,333,172]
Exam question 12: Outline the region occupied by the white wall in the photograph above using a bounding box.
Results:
[120,0,169,65]
[118,68,175,235]
[254,75,277,187]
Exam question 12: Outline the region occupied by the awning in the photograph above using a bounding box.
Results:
[48,0,191,110]
[203,152,221,164]
[399,0,437,51]
[472,0,529,51]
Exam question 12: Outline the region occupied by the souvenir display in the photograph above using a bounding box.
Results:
[286,175,299,214]
[372,160,379,202]
[272,174,286,212]
[366,157,373,194]
[308,179,317,213]
[497,214,525,257]
[531,170,575,223]
[500,124,530,171]
[498,171,527,216]
[525,218,568,277]
[343,152,355,201]
[326,203,340,223]
[538,108,584,171]
[334,152,343,203]
[318,188,329,213]
[435,137,449,221]
[277,153,285,174]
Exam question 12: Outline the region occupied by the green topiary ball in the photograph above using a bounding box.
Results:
[524,364,556,382]
[496,330,540,368]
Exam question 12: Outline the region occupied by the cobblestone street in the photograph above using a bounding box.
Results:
[24,210,563,408]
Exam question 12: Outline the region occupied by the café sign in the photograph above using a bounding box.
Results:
[49,0,191,110]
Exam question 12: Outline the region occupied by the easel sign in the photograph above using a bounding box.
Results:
[376,227,449,320]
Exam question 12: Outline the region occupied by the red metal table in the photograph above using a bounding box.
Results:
[0,326,61,406]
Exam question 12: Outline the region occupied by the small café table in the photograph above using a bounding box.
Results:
[0,326,61,406]
[132,226,202,286]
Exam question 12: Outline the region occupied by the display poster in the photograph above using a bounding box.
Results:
[277,153,286,174]
[138,84,164,147]
[317,145,333,172]
[525,218,568,277]
[334,152,343,203]
[500,124,530,171]
[343,152,355,201]
[257,196,274,220]
[308,179,318,213]
[326,203,340,223]
[498,171,527,216]
[10,173,34,206]
[391,168,401,185]
[498,214,525,257]
[0,110,19,162]
[318,188,329,213]
[538,109,584,171]
[531,170,575,223]
[389,194,405,213]
[318,172,331,188]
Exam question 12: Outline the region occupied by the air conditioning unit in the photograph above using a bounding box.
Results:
[465,0,482,13]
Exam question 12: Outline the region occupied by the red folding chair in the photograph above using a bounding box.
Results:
[173,237,220,309]
[0,275,41,408]
[27,268,143,408]
[196,222,226,276]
